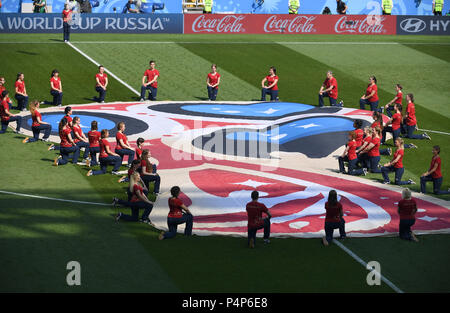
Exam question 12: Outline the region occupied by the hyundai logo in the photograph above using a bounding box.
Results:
[400,18,427,33]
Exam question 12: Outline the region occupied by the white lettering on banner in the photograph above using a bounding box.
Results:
[6,17,62,30]
[442,20,450,31]
[264,15,316,33]
[335,16,386,34]
[191,15,245,33]
[430,20,450,31]
[105,17,165,31]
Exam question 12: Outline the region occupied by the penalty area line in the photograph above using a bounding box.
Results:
[65,41,140,97]
[333,240,404,293]
[0,190,109,207]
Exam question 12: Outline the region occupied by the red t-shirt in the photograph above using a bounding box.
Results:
[15,80,25,94]
[64,115,73,126]
[392,112,402,131]
[366,84,378,102]
[392,148,404,169]
[395,92,403,105]
[0,86,6,99]
[406,102,417,126]
[246,201,269,229]
[361,136,372,151]
[88,130,101,147]
[325,201,343,223]
[368,137,380,157]
[347,140,357,161]
[72,125,84,143]
[99,138,110,158]
[371,121,380,130]
[430,155,442,179]
[207,72,221,89]
[116,131,129,150]
[130,184,144,203]
[398,199,417,220]
[0,99,10,121]
[127,167,135,179]
[32,110,41,127]
[96,73,108,87]
[59,126,72,148]
[324,77,338,99]
[265,75,279,91]
[355,129,364,147]
[144,69,159,88]
[135,147,143,160]
[50,77,61,90]
[140,159,153,175]
[168,197,184,218]
[62,9,71,21]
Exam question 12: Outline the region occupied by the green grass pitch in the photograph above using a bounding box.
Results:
[0,33,449,293]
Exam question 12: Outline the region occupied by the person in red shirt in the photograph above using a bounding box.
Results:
[384,84,403,118]
[14,73,28,111]
[140,149,160,194]
[72,116,91,165]
[140,60,159,101]
[261,66,279,102]
[246,190,272,248]
[359,76,379,112]
[159,186,194,240]
[87,120,101,166]
[0,77,11,109]
[360,126,383,173]
[0,90,23,134]
[353,120,364,148]
[62,4,72,42]
[381,138,415,185]
[135,137,145,160]
[113,172,154,224]
[318,71,339,107]
[381,103,402,145]
[118,159,143,184]
[356,126,372,169]
[206,64,221,101]
[95,65,108,103]
[115,122,135,167]
[50,69,63,106]
[370,111,383,131]
[403,93,431,141]
[322,190,346,246]
[338,131,365,176]
[420,145,450,195]
[397,188,418,242]
[22,100,52,143]
[54,117,80,166]
[86,129,122,176]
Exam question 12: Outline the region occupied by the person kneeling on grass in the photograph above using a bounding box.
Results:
[159,186,194,240]
[398,188,418,242]
[87,121,101,166]
[54,117,80,166]
[86,129,121,176]
[420,145,450,195]
[118,159,142,184]
[114,172,154,225]
[140,149,160,194]
[0,90,22,134]
[322,190,346,246]
[381,138,415,186]
[72,116,91,166]
[246,190,272,248]
[22,100,52,143]
[338,131,365,176]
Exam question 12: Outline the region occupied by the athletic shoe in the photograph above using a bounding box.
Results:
[383,181,390,185]
[409,143,418,149]
[339,235,347,240]
[249,238,255,249]
[100,101,105,104]
[158,231,165,240]
[115,212,122,222]
[322,237,329,246]
[53,155,61,166]
[48,144,55,151]
[141,219,155,227]
[111,171,121,175]
[411,233,419,242]
[408,179,416,185]
[140,98,145,102]
[86,170,93,177]
[118,175,127,183]
[41,138,49,142]
[22,137,29,143]
[423,132,431,140]
[362,168,368,176]
[263,239,270,244]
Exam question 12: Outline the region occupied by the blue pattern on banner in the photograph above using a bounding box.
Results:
[26,114,116,133]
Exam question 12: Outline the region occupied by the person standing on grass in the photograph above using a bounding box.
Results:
[384,84,402,118]
[360,76,379,112]
[72,116,91,166]
[261,66,279,102]
[206,64,221,101]
[15,73,28,111]
[50,69,63,107]
[22,101,52,143]
[381,138,415,185]
[33,0,46,13]
[403,93,431,141]
[159,186,194,240]
[420,145,450,195]
[318,71,339,107]
[322,190,346,246]
[140,60,159,101]
[86,129,121,176]
[398,188,418,242]
[246,190,272,248]
[140,149,160,194]
[114,172,154,225]
[0,90,22,134]
[88,121,101,166]
[54,117,80,166]
[62,4,72,43]
[115,122,135,168]
[95,65,108,103]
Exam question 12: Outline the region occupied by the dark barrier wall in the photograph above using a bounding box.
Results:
[397,16,450,35]
[0,13,183,33]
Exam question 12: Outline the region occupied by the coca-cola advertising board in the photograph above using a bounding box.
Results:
[184,14,397,35]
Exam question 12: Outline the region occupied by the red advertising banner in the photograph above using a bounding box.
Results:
[184,14,397,35]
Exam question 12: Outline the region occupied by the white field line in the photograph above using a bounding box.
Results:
[65,41,140,97]
[333,240,404,293]
[2,41,450,45]
[0,190,109,206]
[418,128,450,136]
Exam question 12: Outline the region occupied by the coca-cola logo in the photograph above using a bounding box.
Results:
[191,14,245,33]
[264,15,316,33]
[334,16,387,34]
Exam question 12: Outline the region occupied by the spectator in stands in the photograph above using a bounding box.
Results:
[359,76,379,112]
[77,0,92,13]
[381,138,415,185]
[22,100,52,143]
[65,0,78,11]
[318,71,339,107]
[33,0,47,13]
[398,188,418,242]
[140,60,159,101]
[159,186,194,240]
[15,73,28,111]
[420,145,450,195]
[115,122,135,167]
[88,120,101,166]
[322,6,332,14]
[62,4,72,42]
[336,0,347,14]
[382,0,393,15]
[204,0,213,13]
[124,0,140,13]
[54,117,80,166]
[0,90,22,135]
[433,0,444,16]
[322,190,346,246]
[289,0,300,14]
[206,64,221,101]
[246,190,272,248]
[72,116,91,166]
[261,66,279,102]
[86,129,122,176]
[50,69,63,107]
[95,65,108,103]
